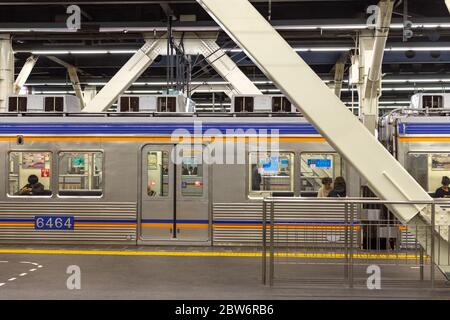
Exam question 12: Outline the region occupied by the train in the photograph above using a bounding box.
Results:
[0,92,448,247]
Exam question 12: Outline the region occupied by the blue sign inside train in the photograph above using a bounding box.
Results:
[261,156,279,173]
[307,159,332,168]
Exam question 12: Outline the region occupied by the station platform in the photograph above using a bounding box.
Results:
[0,245,449,300]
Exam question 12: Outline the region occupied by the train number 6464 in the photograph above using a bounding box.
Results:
[34,216,74,230]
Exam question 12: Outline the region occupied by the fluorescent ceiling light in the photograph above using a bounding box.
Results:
[108,50,138,54]
[31,50,69,55]
[70,50,108,54]
[386,46,450,51]
[26,46,450,56]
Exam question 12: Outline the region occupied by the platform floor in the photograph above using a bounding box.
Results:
[0,245,449,299]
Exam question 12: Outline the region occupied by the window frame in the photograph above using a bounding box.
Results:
[179,146,205,198]
[247,151,295,198]
[406,151,450,193]
[299,152,343,194]
[56,150,105,199]
[6,150,54,198]
[146,149,170,199]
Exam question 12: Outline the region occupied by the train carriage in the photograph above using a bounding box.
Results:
[0,112,347,246]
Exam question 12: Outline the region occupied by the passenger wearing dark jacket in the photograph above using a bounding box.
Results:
[434,176,450,198]
[19,175,45,196]
[327,176,346,198]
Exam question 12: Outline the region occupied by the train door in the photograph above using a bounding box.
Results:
[139,144,210,244]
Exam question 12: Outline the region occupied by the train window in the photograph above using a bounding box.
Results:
[234,97,254,112]
[180,148,203,197]
[44,97,64,112]
[406,153,450,193]
[422,95,443,109]
[120,96,139,112]
[157,97,177,112]
[272,97,291,112]
[300,153,342,193]
[58,151,103,196]
[8,96,27,112]
[147,151,169,197]
[8,151,52,196]
[249,152,294,196]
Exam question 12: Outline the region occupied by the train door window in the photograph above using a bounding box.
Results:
[249,152,294,196]
[180,148,203,197]
[423,95,443,109]
[44,97,64,112]
[272,97,291,112]
[147,150,169,197]
[58,151,103,196]
[8,151,52,196]
[406,153,450,193]
[300,153,342,193]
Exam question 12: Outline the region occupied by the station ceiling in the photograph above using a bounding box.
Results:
[2,0,450,111]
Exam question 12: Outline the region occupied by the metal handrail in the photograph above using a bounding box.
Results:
[262,197,444,288]
[263,196,450,205]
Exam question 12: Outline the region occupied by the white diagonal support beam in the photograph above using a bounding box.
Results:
[170,32,261,96]
[67,65,84,108]
[333,60,345,98]
[83,35,166,112]
[196,0,450,277]
[14,55,38,94]
[360,0,394,133]
[47,56,85,108]
[193,33,261,96]
[83,86,97,105]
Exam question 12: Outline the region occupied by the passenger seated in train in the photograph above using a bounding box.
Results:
[327,176,346,198]
[251,164,261,191]
[434,176,450,198]
[19,175,46,196]
[317,177,333,197]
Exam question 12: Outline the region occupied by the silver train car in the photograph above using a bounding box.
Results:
[381,107,450,197]
[0,111,349,246]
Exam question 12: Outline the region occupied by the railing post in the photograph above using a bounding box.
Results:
[349,202,354,288]
[420,245,424,281]
[344,202,349,282]
[431,203,435,289]
[262,200,267,285]
[269,200,275,287]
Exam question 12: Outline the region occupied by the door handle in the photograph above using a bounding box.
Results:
[177,228,180,234]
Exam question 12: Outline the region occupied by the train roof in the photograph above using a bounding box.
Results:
[0,113,318,135]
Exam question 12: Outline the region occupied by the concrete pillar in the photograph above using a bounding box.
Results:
[0,34,14,112]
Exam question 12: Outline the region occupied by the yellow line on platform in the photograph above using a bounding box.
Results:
[0,248,427,260]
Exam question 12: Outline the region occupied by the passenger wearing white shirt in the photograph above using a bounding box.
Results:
[317,177,333,198]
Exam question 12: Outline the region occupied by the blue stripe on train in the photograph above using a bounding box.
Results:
[213,220,360,225]
[398,122,450,135]
[141,219,209,224]
[0,218,359,225]
[0,122,319,135]
[0,218,137,223]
